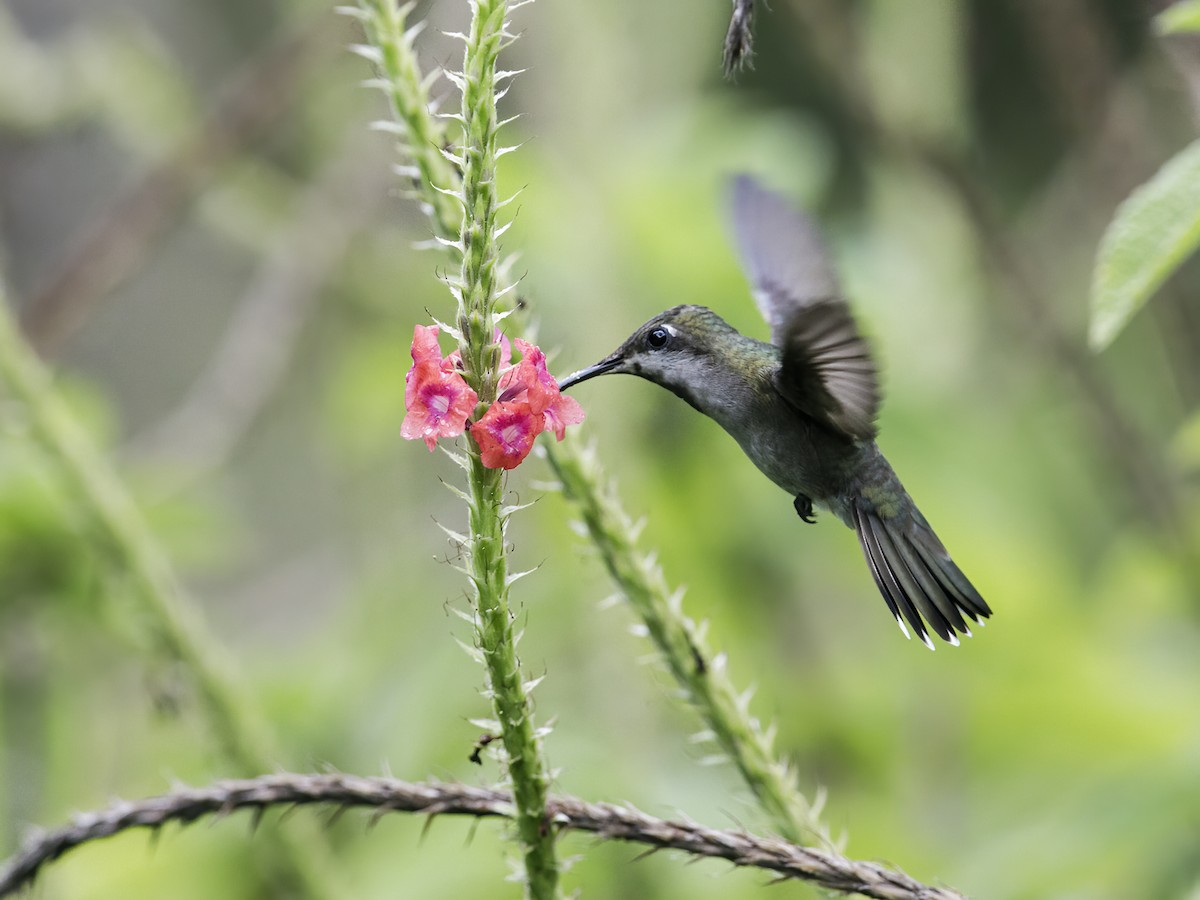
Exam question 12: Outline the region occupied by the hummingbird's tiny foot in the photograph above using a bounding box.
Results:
[793,494,816,523]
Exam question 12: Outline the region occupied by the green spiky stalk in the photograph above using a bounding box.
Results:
[0,288,342,897]
[453,0,510,403]
[350,0,828,854]
[353,0,460,239]
[547,443,831,847]
[454,3,559,897]
[354,1,559,896]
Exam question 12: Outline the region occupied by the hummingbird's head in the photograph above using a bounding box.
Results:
[557,305,743,401]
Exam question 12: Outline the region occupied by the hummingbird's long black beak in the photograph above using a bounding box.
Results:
[556,354,623,391]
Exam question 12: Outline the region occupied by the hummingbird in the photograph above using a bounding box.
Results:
[557,175,991,648]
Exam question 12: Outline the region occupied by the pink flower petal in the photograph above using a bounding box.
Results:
[496,339,553,415]
[542,392,585,441]
[411,324,444,367]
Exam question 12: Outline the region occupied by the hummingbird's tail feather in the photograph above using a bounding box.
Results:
[851,501,990,649]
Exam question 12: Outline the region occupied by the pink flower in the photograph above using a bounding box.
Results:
[498,339,586,441]
[470,400,541,470]
[402,326,479,451]
[401,324,585,466]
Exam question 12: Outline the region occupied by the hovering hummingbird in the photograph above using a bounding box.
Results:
[557,175,991,648]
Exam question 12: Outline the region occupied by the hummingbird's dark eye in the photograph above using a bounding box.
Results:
[646,326,671,349]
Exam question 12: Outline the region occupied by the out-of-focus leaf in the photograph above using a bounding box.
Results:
[1157,0,1200,35]
[1089,139,1200,351]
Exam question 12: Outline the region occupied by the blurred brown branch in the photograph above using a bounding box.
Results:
[19,16,345,356]
[124,136,391,476]
[0,773,964,900]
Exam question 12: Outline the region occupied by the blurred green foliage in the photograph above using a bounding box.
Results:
[1159,0,1200,35]
[1090,138,1200,350]
[2,1,1200,898]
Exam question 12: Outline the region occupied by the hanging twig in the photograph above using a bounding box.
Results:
[724,0,757,75]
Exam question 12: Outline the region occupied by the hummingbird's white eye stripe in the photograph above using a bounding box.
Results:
[663,325,678,338]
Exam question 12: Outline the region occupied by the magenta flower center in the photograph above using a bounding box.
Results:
[422,385,454,421]
[500,421,526,447]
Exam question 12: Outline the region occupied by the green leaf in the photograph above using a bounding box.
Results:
[1090,139,1200,351]
[1156,0,1200,35]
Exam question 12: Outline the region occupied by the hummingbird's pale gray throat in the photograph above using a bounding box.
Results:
[558,175,991,649]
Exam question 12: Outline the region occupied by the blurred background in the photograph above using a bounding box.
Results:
[2,0,1200,897]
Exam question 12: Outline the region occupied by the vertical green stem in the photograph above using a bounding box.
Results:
[466,459,559,898]
[356,0,560,894]
[456,3,558,896]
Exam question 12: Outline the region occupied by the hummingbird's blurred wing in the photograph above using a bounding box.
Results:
[729,175,879,440]
[729,175,841,333]
[776,300,879,439]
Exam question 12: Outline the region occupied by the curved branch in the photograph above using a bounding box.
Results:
[0,773,963,900]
